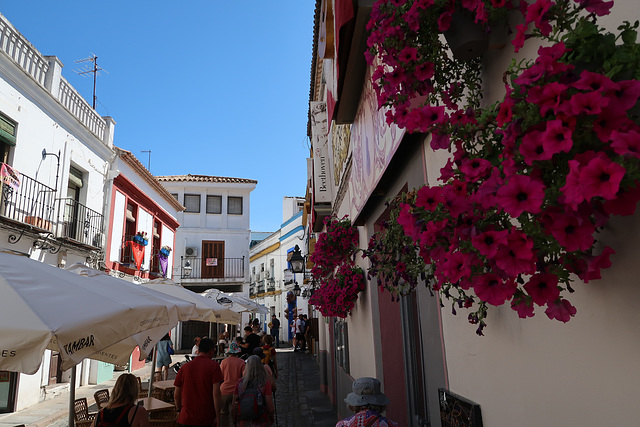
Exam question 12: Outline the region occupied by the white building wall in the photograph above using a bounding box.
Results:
[109,191,126,263]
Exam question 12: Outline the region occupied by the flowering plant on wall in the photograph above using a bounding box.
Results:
[363,192,427,300]
[367,0,640,334]
[309,265,366,318]
[366,0,518,148]
[309,215,364,317]
[160,245,172,257]
[309,215,359,278]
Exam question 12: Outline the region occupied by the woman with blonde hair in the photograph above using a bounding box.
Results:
[91,373,149,427]
[232,355,275,426]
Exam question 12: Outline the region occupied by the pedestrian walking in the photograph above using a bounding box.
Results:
[156,333,173,381]
[220,342,245,427]
[174,338,223,426]
[232,355,275,426]
[335,377,398,427]
[269,314,281,347]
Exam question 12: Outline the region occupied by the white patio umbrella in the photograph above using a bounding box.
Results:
[143,278,241,324]
[0,251,185,427]
[65,264,200,364]
[0,252,178,375]
[202,288,270,315]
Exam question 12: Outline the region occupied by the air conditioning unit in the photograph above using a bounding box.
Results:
[185,247,198,257]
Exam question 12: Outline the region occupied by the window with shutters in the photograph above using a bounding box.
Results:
[228,196,243,215]
[206,195,222,214]
[184,194,200,213]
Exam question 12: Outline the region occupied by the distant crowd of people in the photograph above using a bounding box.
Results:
[138,313,396,427]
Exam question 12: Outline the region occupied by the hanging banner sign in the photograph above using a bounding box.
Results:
[310,101,334,203]
[0,163,20,190]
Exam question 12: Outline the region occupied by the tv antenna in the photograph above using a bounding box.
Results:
[141,150,151,171]
[74,54,108,109]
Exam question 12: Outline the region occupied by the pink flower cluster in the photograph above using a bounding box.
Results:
[309,265,366,318]
[367,0,640,333]
[309,216,365,318]
[309,215,359,278]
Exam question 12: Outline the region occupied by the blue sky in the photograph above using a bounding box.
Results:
[0,1,315,232]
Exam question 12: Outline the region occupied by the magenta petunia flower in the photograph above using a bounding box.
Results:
[496,94,516,127]
[520,130,551,165]
[415,186,445,211]
[560,160,585,210]
[472,229,508,258]
[473,168,503,209]
[473,273,517,306]
[610,79,640,111]
[511,297,535,318]
[526,0,553,35]
[528,82,568,116]
[604,183,640,216]
[577,0,613,16]
[541,119,573,155]
[567,91,609,116]
[494,229,536,276]
[572,70,615,92]
[578,246,615,283]
[443,184,472,218]
[579,154,626,200]
[610,129,640,158]
[545,212,595,252]
[460,158,492,182]
[545,299,577,323]
[397,203,420,242]
[496,174,546,217]
[512,23,527,52]
[441,250,475,284]
[523,273,560,306]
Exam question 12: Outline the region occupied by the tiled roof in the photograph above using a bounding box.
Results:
[156,174,258,184]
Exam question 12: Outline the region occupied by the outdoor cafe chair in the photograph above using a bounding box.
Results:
[94,388,110,410]
[136,376,149,398]
[74,397,97,427]
[149,408,178,426]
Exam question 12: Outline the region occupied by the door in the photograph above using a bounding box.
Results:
[201,241,225,279]
[0,371,17,413]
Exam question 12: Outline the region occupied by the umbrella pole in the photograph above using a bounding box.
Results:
[148,345,157,398]
[68,365,77,427]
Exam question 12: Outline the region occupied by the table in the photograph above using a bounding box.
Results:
[135,397,175,413]
[152,380,175,391]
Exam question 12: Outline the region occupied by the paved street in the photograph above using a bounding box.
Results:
[0,348,337,427]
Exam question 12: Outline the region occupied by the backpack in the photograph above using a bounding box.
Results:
[96,404,135,427]
[237,381,265,421]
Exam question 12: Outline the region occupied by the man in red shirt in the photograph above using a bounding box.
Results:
[174,337,223,427]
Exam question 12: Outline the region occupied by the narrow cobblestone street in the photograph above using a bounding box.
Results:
[274,348,337,427]
[0,349,337,427]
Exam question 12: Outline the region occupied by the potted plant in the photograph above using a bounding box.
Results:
[133,231,148,246]
[160,245,172,257]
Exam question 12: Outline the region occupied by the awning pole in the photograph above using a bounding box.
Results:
[148,346,157,397]
[68,365,77,427]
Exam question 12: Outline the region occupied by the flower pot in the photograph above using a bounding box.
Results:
[160,248,170,257]
[443,11,490,61]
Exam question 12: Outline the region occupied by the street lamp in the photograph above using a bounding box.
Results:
[293,283,302,297]
[289,245,305,274]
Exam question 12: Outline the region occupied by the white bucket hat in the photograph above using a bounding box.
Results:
[344,377,390,407]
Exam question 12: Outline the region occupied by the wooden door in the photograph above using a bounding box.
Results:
[201,241,225,279]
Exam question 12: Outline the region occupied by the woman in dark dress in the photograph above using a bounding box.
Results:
[91,373,149,427]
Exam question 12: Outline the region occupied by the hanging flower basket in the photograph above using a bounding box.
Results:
[309,265,366,318]
[160,245,171,257]
[133,231,148,246]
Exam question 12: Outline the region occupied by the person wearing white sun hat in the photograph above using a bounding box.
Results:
[336,377,398,427]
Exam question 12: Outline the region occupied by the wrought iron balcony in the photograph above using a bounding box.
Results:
[0,168,56,231]
[56,197,104,248]
[179,256,245,280]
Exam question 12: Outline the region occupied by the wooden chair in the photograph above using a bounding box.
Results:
[93,388,110,410]
[74,397,97,427]
[153,371,163,382]
[136,376,148,398]
[149,409,178,426]
[162,387,175,403]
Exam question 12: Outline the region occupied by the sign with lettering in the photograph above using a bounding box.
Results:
[439,388,483,427]
[206,258,218,267]
[0,163,20,189]
[310,101,334,203]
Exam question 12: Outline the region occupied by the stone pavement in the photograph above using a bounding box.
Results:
[0,348,337,427]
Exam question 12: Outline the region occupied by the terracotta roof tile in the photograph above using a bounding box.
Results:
[156,174,258,184]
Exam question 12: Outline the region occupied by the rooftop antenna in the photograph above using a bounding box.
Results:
[141,150,151,171]
[74,54,108,109]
